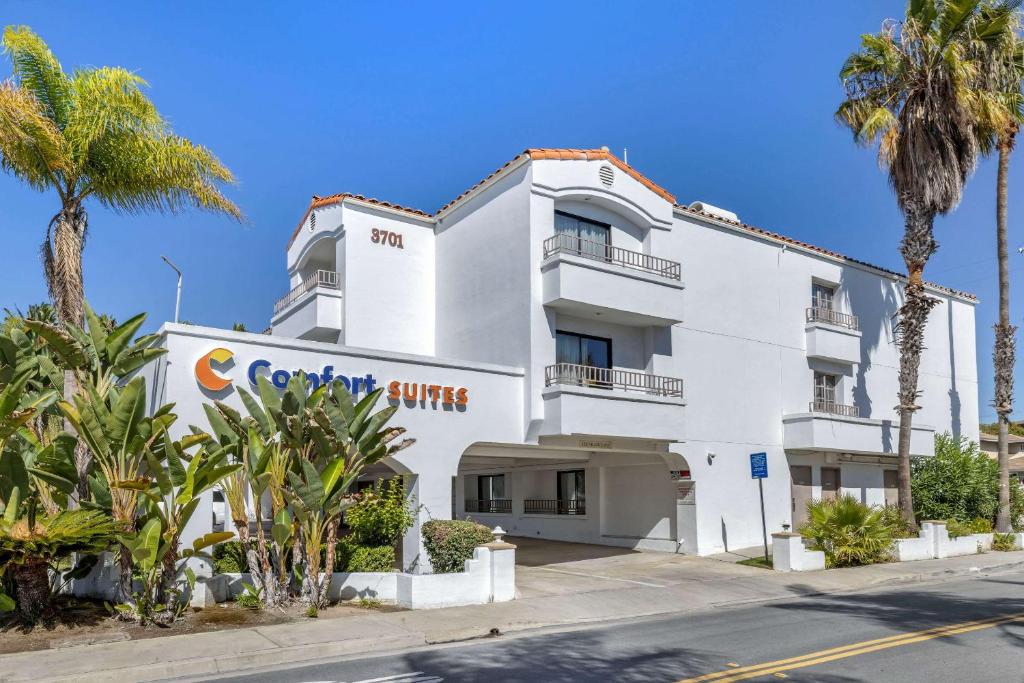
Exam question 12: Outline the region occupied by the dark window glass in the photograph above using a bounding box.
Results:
[555,211,611,259]
[557,469,585,515]
[555,331,612,369]
[478,474,505,500]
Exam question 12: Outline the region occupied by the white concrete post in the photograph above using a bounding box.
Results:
[486,526,516,602]
[771,532,825,572]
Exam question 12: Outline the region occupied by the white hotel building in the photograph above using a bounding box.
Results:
[147,148,979,568]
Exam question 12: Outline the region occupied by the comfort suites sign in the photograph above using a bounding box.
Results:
[194,348,470,407]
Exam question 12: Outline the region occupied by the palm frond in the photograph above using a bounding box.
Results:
[0,81,69,191]
[1,25,71,128]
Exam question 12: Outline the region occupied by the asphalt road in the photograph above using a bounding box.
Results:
[196,568,1024,683]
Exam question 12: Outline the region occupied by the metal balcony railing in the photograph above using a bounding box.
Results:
[545,363,684,399]
[542,233,681,280]
[806,307,859,331]
[274,270,340,314]
[464,499,512,514]
[809,400,860,418]
[523,499,586,516]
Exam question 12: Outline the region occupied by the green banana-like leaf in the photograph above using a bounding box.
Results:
[0,591,14,613]
[237,386,273,437]
[2,486,20,524]
[103,311,147,363]
[127,517,161,571]
[349,388,384,436]
[192,531,234,553]
[271,508,292,547]
[22,320,87,368]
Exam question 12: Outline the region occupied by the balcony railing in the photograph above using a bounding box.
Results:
[809,400,860,418]
[545,363,684,398]
[274,270,340,314]
[523,499,586,516]
[464,499,512,514]
[806,307,859,331]
[543,233,681,280]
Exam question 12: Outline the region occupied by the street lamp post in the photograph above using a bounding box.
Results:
[161,256,182,324]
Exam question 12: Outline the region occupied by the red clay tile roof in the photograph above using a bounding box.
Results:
[674,204,977,301]
[285,149,976,301]
[434,148,674,215]
[288,193,430,249]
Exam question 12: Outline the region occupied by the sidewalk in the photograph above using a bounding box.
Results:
[4,550,1024,683]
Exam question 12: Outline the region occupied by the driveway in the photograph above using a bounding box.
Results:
[510,536,765,599]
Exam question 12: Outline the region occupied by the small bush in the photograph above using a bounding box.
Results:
[345,479,415,547]
[800,496,896,568]
[946,517,992,538]
[421,519,493,573]
[879,505,915,539]
[993,533,1019,552]
[213,541,248,574]
[235,581,262,609]
[334,537,396,572]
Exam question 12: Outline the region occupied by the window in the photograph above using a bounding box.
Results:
[814,371,837,407]
[555,211,611,260]
[557,469,586,515]
[812,283,835,311]
[556,331,612,368]
[477,474,506,501]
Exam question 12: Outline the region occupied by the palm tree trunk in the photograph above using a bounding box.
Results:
[895,201,940,530]
[12,558,51,622]
[43,200,90,499]
[994,128,1017,533]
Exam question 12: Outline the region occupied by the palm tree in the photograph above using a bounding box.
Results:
[836,0,1018,528]
[0,26,241,331]
[972,12,1024,532]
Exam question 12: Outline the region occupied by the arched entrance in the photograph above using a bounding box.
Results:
[453,438,695,556]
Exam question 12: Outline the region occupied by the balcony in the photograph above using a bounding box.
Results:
[270,270,343,342]
[783,404,934,457]
[541,234,684,326]
[805,307,861,364]
[523,499,586,516]
[465,499,512,514]
[541,363,685,442]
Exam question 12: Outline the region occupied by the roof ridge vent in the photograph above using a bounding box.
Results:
[688,201,739,223]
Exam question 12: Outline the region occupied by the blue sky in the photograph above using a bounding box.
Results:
[1,1,1019,422]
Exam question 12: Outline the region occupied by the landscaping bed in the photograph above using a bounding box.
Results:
[0,595,403,655]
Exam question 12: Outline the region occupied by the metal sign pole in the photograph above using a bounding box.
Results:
[758,478,768,563]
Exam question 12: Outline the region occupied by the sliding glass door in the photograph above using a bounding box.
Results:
[555,211,611,260]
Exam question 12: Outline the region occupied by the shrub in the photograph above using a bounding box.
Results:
[912,433,1024,528]
[946,517,992,538]
[345,479,415,547]
[993,533,1019,552]
[879,505,915,539]
[421,519,493,573]
[800,496,895,568]
[335,538,396,572]
[212,541,248,574]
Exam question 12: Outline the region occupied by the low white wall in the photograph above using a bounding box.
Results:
[771,532,825,572]
[201,539,516,610]
[893,521,988,562]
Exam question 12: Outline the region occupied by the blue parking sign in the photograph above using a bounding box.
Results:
[750,452,768,479]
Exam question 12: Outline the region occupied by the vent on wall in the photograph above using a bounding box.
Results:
[598,165,615,187]
[309,211,316,232]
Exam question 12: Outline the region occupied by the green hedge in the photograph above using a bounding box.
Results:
[421,519,493,574]
[334,537,396,573]
[212,540,248,574]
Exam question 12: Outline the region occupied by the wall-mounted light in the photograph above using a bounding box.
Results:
[707,451,716,465]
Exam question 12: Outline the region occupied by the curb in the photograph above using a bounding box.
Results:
[9,556,1024,683]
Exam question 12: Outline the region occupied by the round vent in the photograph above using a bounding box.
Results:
[598,164,615,187]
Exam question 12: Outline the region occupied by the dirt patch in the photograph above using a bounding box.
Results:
[0,596,404,655]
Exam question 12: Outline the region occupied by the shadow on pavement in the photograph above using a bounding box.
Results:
[773,581,1024,650]
[399,627,714,682]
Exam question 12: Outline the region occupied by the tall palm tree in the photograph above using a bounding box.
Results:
[972,11,1023,532]
[836,0,1018,528]
[0,26,241,331]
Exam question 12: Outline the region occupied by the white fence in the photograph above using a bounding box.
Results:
[773,522,1017,572]
[67,533,517,611]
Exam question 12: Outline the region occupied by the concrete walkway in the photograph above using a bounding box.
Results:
[4,550,1024,683]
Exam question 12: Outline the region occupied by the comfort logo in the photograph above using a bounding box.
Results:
[195,348,234,391]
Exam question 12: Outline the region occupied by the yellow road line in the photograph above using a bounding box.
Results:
[677,611,1024,683]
